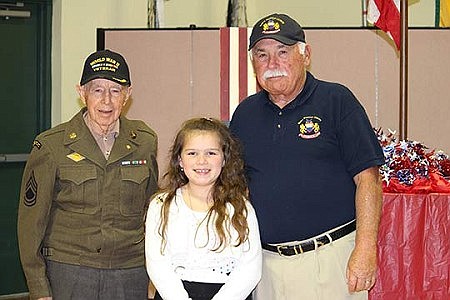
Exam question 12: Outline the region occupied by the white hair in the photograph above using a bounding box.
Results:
[298,42,306,54]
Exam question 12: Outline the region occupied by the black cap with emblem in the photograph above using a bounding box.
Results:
[249,13,306,50]
[80,49,131,86]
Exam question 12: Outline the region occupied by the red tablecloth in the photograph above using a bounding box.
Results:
[369,193,450,300]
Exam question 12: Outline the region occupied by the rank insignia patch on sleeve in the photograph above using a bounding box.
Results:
[24,171,38,206]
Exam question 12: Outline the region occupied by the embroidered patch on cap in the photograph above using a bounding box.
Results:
[261,17,283,34]
[298,116,322,139]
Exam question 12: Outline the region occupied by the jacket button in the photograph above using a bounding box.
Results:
[96,248,101,253]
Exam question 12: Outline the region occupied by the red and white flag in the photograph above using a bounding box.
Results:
[219,27,257,121]
[367,0,401,50]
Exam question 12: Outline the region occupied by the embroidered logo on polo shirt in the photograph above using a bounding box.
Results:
[298,116,321,139]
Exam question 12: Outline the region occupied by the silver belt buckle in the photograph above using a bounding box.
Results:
[276,245,287,256]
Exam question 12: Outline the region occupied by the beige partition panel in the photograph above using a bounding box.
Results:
[103,29,221,174]
[102,28,450,174]
[306,29,399,133]
[408,30,450,154]
[307,29,450,155]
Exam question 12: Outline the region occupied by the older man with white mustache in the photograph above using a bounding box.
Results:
[230,13,385,300]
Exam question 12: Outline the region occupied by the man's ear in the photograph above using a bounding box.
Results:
[122,85,132,107]
[303,44,312,67]
[126,85,133,97]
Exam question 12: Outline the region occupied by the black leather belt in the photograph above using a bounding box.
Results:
[262,220,356,256]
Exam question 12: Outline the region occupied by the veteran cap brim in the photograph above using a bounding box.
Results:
[80,74,129,86]
[248,35,300,50]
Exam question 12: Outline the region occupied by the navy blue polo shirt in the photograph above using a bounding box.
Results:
[229,72,385,244]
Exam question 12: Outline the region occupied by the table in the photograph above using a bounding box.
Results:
[369,193,450,299]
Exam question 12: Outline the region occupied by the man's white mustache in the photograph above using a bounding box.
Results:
[262,70,288,80]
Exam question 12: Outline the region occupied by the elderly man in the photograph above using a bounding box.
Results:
[18,49,158,300]
[229,13,385,300]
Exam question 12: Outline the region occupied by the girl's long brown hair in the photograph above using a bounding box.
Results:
[157,117,249,252]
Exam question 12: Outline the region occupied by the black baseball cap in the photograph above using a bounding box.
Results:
[249,13,306,50]
[80,49,131,86]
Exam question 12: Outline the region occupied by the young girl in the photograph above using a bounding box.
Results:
[145,117,262,300]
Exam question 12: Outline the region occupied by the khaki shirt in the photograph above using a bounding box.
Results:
[17,108,158,299]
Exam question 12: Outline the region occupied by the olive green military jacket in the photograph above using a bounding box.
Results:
[17,108,158,299]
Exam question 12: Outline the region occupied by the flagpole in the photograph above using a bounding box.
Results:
[399,0,408,140]
[361,0,367,27]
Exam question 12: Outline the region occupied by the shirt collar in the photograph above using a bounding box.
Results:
[264,71,317,110]
[83,110,120,139]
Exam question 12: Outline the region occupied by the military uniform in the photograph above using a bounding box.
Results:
[18,108,158,299]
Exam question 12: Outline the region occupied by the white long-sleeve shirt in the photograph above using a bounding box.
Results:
[145,189,262,300]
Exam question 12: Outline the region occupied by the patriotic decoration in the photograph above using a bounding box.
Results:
[220,27,257,121]
[375,128,450,193]
[367,0,401,50]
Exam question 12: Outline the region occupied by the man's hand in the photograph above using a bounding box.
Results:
[346,243,377,292]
